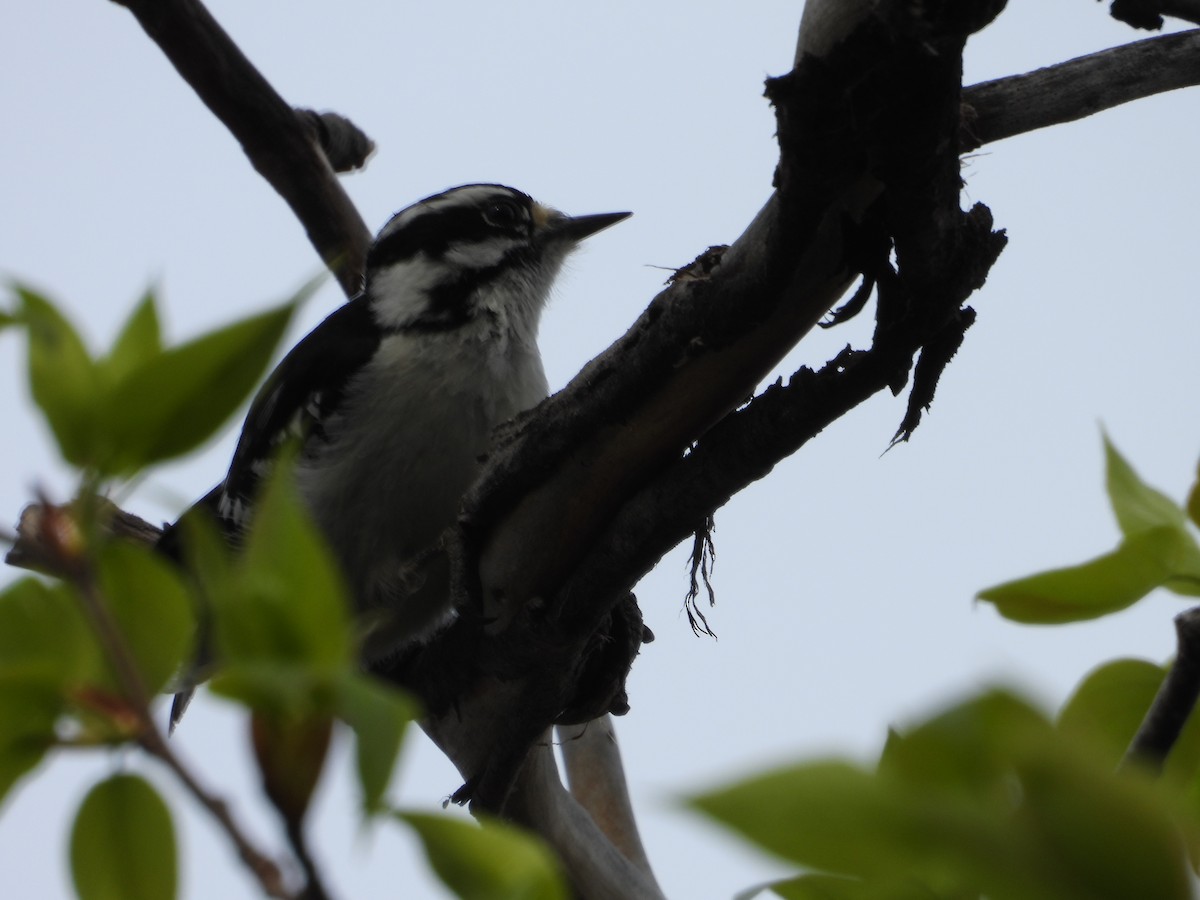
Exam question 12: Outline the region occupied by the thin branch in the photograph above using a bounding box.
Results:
[109,0,372,296]
[557,718,659,889]
[143,726,295,899]
[963,29,1200,150]
[506,740,667,900]
[31,503,295,900]
[1121,607,1200,772]
[285,819,334,900]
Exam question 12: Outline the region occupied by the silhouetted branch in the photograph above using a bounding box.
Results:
[110,0,372,296]
[963,29,1200,150]
[1106,0,1200,30]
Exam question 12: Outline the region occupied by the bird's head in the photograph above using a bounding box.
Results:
[364,184,629,338]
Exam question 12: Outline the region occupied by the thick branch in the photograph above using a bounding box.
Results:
[111,0,372,296]
[962,29,1200,150]
[410,0,1008,819]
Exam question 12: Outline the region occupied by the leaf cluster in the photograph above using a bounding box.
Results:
[693,688,1200,900]
[0,285,565,900]
[979,435,1200,622]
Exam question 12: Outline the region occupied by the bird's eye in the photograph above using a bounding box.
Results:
[482,200,524,229]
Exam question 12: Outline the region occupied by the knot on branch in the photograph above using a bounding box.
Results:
[296,109,375,173]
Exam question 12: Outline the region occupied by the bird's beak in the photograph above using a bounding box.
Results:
[539,209,632,243]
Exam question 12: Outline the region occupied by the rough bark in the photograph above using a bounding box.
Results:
[10,2,1200,897]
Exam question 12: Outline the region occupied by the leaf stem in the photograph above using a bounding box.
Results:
[1121,606,1200,772]
[66,548,296,900]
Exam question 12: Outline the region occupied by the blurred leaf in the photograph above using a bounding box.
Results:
[691,758,1039,898]
[94,542,194,695]
[1187,458,1200,529]
[212,460,351,670]
[1105,434,1186,535]
[0,308,15,330]
[250,710,332,825]
[976,527,1181,623]
[102,288,162,386]
[70,773,177,900]
[1018,754,1191,900]
[14,285,99,467]
[689,690,1195,900]
[336,673,417,814]
[1059,658,1200,792]
[879,691,1050,796]
[764,875,860,900]
[0,683,60,810]
[1058,659,1163,767]
[100,299,297,473]
[0,578,99,685]
[759,873,950,900]
[0,579,100,808]
[209,663,331,719]
[398,811,568,900]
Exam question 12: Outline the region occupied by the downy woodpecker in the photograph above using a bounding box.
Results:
[164,183,629,725]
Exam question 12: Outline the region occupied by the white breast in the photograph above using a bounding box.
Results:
[294,326,549,654]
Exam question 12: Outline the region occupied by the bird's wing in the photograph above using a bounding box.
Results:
[216,295,381,533]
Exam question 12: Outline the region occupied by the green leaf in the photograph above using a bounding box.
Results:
[335,673,417,814]
[1057,659,1163,764]
[1104,434,1186,535]
[977,527,1182,623]
[879,690,1051,796]
[1017,754,1192,900]
[100,299,297,473]
[0,579,101,808]
[0,683,60,810]
[0,577,99,685]
[689,690,1195,900]
[15,285,99,467]
[94,542,194,695]
[759,873,948,900]
[764,875,861,900]
[102,288,162,386]
[1059,659,1200,791]
[212,459,352,670]
[1187,457,1200,529]
[210,663,332,719]
[70,773,177,900]
[691,758,1039,898]
[0,308,15,330]
[398,811,568,900]
[250,710,332,825]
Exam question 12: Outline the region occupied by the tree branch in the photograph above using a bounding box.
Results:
[962,29,1200,150]
[110,0,372,297]
[1121,607,1200,772]
[505,740,667,900]
[15,3,1199,895]
[557,718,659,889]
[1107,0,1200,30]
[405,0,1008,823]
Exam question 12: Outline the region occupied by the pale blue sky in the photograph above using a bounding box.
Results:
[2,3,1199,898]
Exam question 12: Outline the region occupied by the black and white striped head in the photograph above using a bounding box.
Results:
[364,184,629,338]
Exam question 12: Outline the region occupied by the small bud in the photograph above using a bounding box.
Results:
[40,503,87,571]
